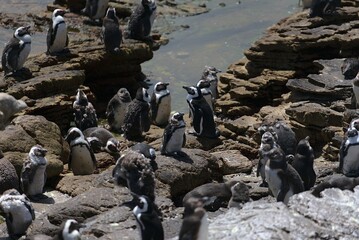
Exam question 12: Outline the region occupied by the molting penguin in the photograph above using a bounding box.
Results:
[126,0,157,41]
[265,147,304,204]
[151,82,171,126]
[201,65,221,99]
[0,189,35,239]
[82,0,109,21]
[65,127,97,175]
[228,181,250,209]
[1,26,31,76]
[132,194,164,240]
[47,9,68,55]
[160,112,186,156]
[309,0,341,18]
[131,142,157,171]
[183,86,219,139]
[20,145,48,200]
[106,88,132,133]
[339,125,359,177]
[54,219,83,240]
[102,8,122,54]
[179,204,208,240]
[0,93,27,130]
[341,58,359,80]
[197,79,214,113]
[122,87,151,141]
[73,89,98,131]
[312,174,359,197]
[291,136,316,190]
[83,126,120,154]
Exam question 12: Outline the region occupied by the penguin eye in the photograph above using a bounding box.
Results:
[139,200,144,209]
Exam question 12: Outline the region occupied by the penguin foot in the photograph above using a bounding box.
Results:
[29,193,49,202]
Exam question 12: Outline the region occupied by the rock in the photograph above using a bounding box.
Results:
[211,150,253,175]
[0,157,20,194]
[0,93,27,130]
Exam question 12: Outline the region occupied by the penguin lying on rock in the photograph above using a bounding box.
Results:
[312,174,359,197]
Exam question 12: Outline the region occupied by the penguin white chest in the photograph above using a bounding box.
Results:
[114,102,130,128]
[165,126,185,153]
[94,0,110,19]
[27,165,46,196]
[50,22,67,53]
[265,164,282,198]
[343,144,359,176]
[202,92,213,112]
[353,82,359,107]
[155,94,171,125]
[197,213,208,240]
[70,145,95,175]
[17,41,31,70]
[8,204,33,234]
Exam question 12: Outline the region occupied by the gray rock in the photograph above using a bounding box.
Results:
[0,157,20,194]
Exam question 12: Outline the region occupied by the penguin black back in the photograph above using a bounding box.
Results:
[309,0,341,17]
[103,8,122,54]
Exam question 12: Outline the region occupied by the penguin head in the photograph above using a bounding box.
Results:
[170,112,185,125]
[350,118,359,131]
[133,194,152,216]
[136,87,151,103]
[61,219,82,240]
[65,127,84,143]
[74,89,89,107]
[261,131,276,145]
[142,0,157,11]
[197,79,211,89]
[117,88,131,102]
[53,9,67,19]
[202,66,221,79]
[131,142,156,161]
[105,8,117,20]
[154,82,169,92]
[30,145,48,158]
[105,138,120,154]
[296,136,313,155]
[86,137,103,153]
[14,26,31,42]
[183,86,202,100]
[268,147,286,169]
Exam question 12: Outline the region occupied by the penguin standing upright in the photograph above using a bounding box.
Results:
[160,112,186,156]
[352,73,359,108]
[1,26,31,76]
[0,189,35,239]
[183,86,219,139]
[339,125,359,177]
[151,82,171,126]
[82,0,109,21]
[20,145,48,200]
[179,205,208,240]
[132,194,164,240]
[265,147,304,204]
[102,8,122,54]
[309,0,341,17]
[122,88,151,141]
[291,136,316,190]
[196,79,214,113]
[47,9,68,55]
[126,0,157,41]
[73,89,98,131]
[106,88,132,133]
[65,127,97,175]
[201,66,221,99]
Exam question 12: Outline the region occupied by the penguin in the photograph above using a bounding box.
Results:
[339,125,359,177]
[183,86,219,139]
[265,147,304,204]
[299,0,313,8]
[102,8,122,54]
[126,0,157,41]
[352,73,359,108]
[201,66,221,99]
[83,127,120,154]
[122,87,151,141]
[0,189,35,239]
[73,89,98,131]
[257,131,281,187]
[196,79,214,113]
[1,25,31,76]
[151,82,171,126]
[65,127,97,175]
[228,181,251,209]
[160,112,186,156]
[0,93,27,130]
[55,219,83,240]
[312,174,359,197]
[179,206,208,240]
[291,136,316,190]
[106,88,132,133]
[20,145,48,200]
[82,0,109,21]
[47,9,68,55]
[132,194,164,240]
[341,58,359,80]
[131,142,157,171]
[309,0,341,18]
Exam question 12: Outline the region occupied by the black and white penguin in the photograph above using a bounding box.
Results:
[341,58,359,80]
[1,26,31,76]
[83,127,120,154]
[257,131,281,187]
[47,9,68,55]
[0,93,27,130]
[132,194,164,240]
[65,127,97,175]
[312,174,359,197]
[82,0,109,21]
[54,219,83,240]
[265,147,304,204]
[201,66,221,99]
[228,181,251,209]
[106,88,132,133]
[151,82,171,126]
[339,125,359,177]
[122,87,151,141]
[126,0,157,41]
[131,142,156,161]
[196,79,214,113]
[352,73,359,108]
[160,112,186,156]
[20,145,48,200]
[73,89,98,131]
[183,86,219,139]
[0,189,35,239]
[179,205,208,240]
[291,136,316,190]
[309,0,341,18]
[102,8,122,54]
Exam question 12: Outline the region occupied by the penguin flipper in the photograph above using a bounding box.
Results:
[2,38,21,72]
[142,17,152,37]
[161,124,173,154]
[20,159,37,194]
[182,133,186,147]
[193,108,203,134]
[140,105,151,132]
[150,92,158,122]
[46,23,54,53]
[276,170,289,202]
[24,198,35,220]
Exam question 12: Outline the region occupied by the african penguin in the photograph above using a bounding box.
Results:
[102,8,122,54]
[228,181,250,209]
[73,89,98,131]
[201,66,221,99]
[54,219,83,240]
[151,82,171,126]
[122,87,151,141]
[0,93,27,130]
[65,127,97,175]
[82,0,109,21]
[83,127,120,154]
[131,142,157,171]
[132,194,164,240]
[197,79,214,113]
[179,206,208,240]
[126,0,157,41]
[265,147,304,204]
[309,0,341,18]
[183,86,219,139]
[352,73,359,108]
[47,9,68,55]
[1,26,31,76]
[160,112,186,156]
[339,125,359,177]
[20,145,48,200]
[312,174,359,197]
[0,189,35,239]
[106,88,132,133]
[341,58,359,80]
[291,136,316,190]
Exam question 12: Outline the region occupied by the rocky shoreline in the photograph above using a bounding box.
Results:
[1,0,359,239]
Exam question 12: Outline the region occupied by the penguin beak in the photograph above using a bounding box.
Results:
[182,86,191,93]
[24,25,31,34]
[163,83,170,86]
